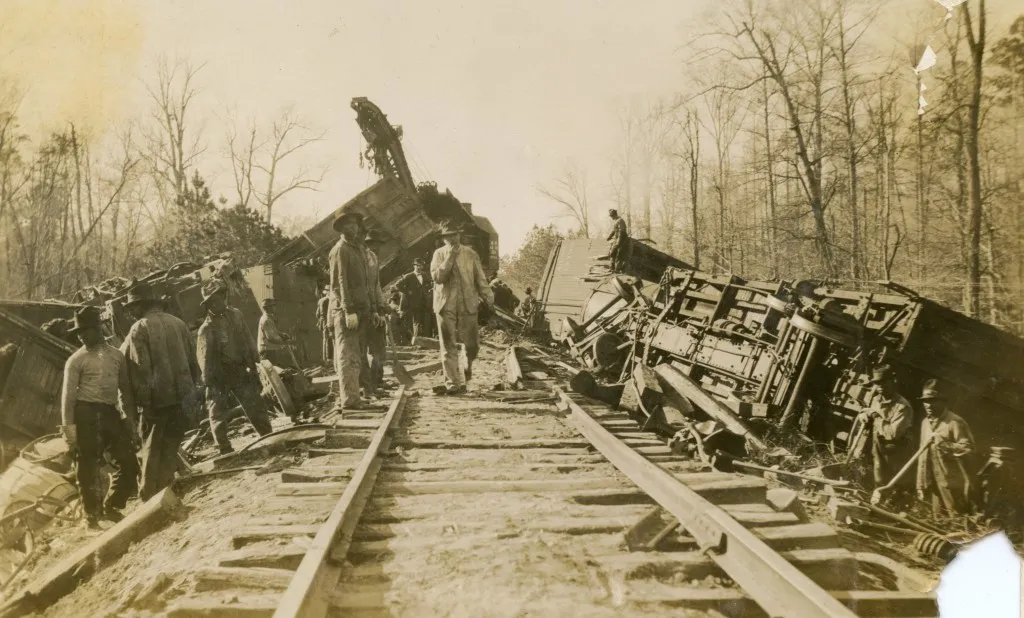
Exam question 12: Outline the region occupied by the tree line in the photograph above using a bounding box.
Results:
[0,59,325,301]
[538,0,1024,334]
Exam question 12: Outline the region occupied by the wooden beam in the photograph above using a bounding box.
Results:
[654,364,769,452]
[0,488,183,618]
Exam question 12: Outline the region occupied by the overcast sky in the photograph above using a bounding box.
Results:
[0,0,1019,254]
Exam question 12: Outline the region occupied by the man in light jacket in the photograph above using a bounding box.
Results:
[430,220,494,395]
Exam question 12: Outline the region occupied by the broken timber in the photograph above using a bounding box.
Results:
[654,364,769,452]
[0,488,183,618]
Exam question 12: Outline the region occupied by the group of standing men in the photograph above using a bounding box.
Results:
[854,366,978,516]
[59,279,277,528]
[326,212,494,404]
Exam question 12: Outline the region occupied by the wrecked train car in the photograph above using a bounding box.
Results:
[267,98,499,287]
[535,237,691,344]
[559,264,1024,492]
[0,310,76,458]
[243,261,324,365]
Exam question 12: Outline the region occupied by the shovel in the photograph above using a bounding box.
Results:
[870,435,933,505]
[710,451,850,487]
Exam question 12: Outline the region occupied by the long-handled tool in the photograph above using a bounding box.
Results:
[870,435,933,505]
[710,451,850,487]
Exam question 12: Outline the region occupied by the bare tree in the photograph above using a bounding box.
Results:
[962,0,988,317]
[226,114,260,208]
[140,58,205,208]
[536,162,592,237]
[252,109,327,222]
[730,1,839,276]
[698,79,747,273]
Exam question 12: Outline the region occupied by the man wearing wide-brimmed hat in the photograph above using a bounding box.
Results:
[61,307,140,529]
[430,219,494,395]
[327,209,379,412]
[362,228,389,396]
[858,366,914,488]
[197,280,274,454]
[396,256,434,341]
[915,379,977,515]
[119,281,202,500]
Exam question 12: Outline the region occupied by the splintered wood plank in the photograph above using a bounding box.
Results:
[193,567,294,592]
[219,544,308,570]
[231,525,323,549]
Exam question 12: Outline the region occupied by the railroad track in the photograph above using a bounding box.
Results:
[157,340,937,618]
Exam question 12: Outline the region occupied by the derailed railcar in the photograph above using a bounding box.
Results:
[560,263,1024,496]
[0,310,76,455]
[267,98,499,288]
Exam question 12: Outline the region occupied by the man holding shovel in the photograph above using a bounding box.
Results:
[915,379,977,515]
[857,366,914,489]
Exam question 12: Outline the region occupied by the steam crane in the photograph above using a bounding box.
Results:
[269,98,498,283]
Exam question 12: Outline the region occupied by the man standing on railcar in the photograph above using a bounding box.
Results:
[606,209,630,274]
[430,220,494,395]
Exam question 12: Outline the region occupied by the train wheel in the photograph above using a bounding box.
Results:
[788,314,858,347]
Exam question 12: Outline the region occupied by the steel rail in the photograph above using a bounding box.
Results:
[553,386,857,618]
[273,386,410,618]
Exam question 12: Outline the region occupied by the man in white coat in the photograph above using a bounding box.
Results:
[430,220,494,395]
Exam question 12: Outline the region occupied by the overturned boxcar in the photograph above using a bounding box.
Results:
[554,262,1024,494]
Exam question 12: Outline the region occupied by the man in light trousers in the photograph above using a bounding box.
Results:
[430,220,494,395]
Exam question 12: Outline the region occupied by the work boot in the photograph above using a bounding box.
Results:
[446,385,467,396]
[85,516,102,530]
[102,508,125,524]
[219,445,234,455]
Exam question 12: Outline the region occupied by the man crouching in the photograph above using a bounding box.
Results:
[60,307,139,529]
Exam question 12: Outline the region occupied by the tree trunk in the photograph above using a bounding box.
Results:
[963,0,986,318]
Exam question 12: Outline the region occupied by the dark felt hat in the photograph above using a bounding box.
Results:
[124,282,157,308]
[412,257,427,266]
[200,280,228,306]
[868,365,894,385]
[68,307,103,334]
[919,379,946,401]
[332,210,364,232]
[261,297,277,309]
